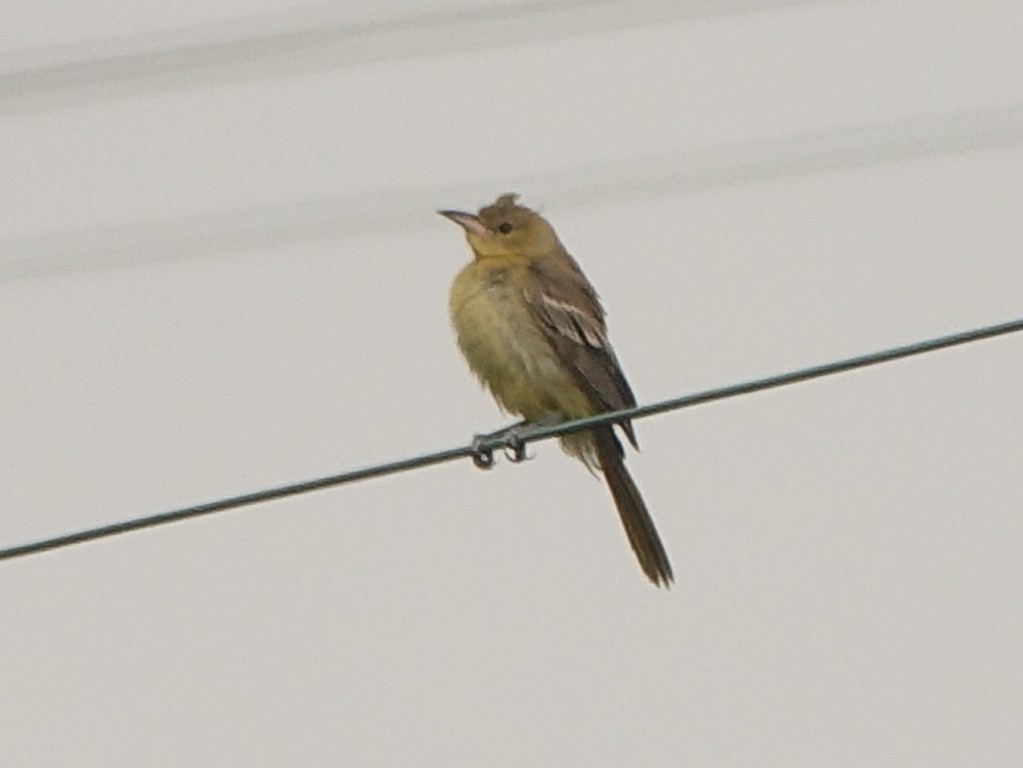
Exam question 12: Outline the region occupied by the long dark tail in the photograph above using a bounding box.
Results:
[594,427,674,588]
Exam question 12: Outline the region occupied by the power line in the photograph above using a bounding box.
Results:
[2,315,1020,563]
[0,0,855,115]
[4,101,1022,280]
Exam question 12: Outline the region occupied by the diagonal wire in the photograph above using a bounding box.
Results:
[1,315,1020,563]
[5,101,1023,280]
[0,0,855,115]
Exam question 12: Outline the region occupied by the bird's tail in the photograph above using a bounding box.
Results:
[594,427,674,588]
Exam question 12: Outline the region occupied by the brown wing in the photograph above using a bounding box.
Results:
[524,255,639,448]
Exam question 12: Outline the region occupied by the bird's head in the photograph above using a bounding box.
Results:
[438,193,559,259]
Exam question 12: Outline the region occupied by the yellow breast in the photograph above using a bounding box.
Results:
[449,258,591,422]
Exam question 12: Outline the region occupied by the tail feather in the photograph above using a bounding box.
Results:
[594,428,674,588]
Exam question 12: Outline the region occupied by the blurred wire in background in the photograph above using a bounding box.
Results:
[3,101,1022,279]
[0,0,858,114]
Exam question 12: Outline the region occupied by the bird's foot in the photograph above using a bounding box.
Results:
[470,417,564,469]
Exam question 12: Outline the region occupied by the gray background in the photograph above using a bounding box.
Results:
[2,1,1022,765]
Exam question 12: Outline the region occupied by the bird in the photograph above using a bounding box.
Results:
[439,193,673,587]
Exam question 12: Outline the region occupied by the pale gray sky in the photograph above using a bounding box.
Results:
[2,1,1022,765]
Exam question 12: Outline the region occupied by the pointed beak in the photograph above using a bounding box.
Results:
[437,209,490,238]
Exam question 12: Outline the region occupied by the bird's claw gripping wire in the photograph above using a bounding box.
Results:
[469,417,566,469]
[471,433,496,469]
[503,430,529,463]
[472,422,531,469]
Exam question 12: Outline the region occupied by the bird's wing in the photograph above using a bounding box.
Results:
[525,256,639,448]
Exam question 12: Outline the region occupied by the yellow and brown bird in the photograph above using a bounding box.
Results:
[439,194,673,587]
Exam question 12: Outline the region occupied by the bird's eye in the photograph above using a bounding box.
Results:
[497,222,513,234]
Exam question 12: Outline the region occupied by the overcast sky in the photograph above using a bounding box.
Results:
[2,1,1022,765]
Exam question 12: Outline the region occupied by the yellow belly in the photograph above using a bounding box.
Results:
[449,260,593,423]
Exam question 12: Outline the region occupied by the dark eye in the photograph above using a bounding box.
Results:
[497,222,513,234]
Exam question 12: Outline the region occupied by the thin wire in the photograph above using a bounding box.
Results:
[0,446,475,562]
[0,0,855,115]
[2,315,1020,563]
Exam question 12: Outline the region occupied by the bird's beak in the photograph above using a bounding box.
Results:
[437,209,490,238]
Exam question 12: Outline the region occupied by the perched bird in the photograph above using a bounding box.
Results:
[439,194,673,587]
